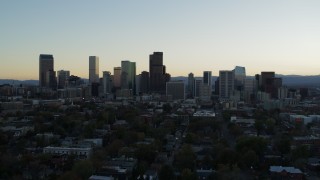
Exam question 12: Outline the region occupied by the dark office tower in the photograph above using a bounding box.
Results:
[139,71,150,94]
[166,81,185,100]
[113,67,121,88]
[39,54,54,87]
[203,71,212,87]
[164,73,171,83]
[260,72,282,99]
[68,75,83,87]
[57,70,70,89]
[46,70,57,90]
[219,70,235,99]
[102,71,113,94]
[194,79,202,98]
[214,77,220,95]
[188,73,195,98]
[260,72,275,91]
[233,66,246,91]
[149,52,166,93]
[89,56,99,84]
[121,60,136,94]
[255,74,260,91]
[91,82,100,97]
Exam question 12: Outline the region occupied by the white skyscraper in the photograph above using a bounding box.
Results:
[89,56,99,84]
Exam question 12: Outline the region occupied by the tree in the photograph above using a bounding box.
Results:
[217,148,238,170]
[238,150,259,169]
[265,118,276,134]
[58,171,81,180]
[175,145,196,171]
[135,144,157,164]
[181,168,198,180]
[291,145,309,161]
[107,139,124,157]
[163,103,172,113]
[72,160,93,180]
[274,135,291,156]
[236,136,267,156]
[254,119,264,136]
[159,165,175,180]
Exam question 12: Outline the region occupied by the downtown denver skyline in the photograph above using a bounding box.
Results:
[1,1,320,80]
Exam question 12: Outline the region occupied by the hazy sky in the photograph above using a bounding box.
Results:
[1,1,320,80]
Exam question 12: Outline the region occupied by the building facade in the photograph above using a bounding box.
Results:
[121,60,136,94]
[166,81,185,100]
[89,56,99,84]
[149,52,166,93]
[219,70,235,99]
[39,54,55,88]
[57,70,70,89]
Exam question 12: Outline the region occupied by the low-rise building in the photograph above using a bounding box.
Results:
[43,146,92,159]
[269,166,303,180]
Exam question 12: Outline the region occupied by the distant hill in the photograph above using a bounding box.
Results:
[0,79,38,86]
[171,75,320,87]
[276,75,320,87]
[1,75,320,87]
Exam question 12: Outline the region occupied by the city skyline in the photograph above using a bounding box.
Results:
[1,1,320,80]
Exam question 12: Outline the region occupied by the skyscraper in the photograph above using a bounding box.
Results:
[39,54,55,88]
[188,73,194,98]
[121,60,136,94]
[102,71,113,94]
[139,71,150,94]
[203,71,212,87]
[166,81,185,100]
[57,70,70,89]
[149,52,167,93]
[113,67,121,88]
[219,70,235,99]
[194,79,202,98]
[233,66,246,91]
[89,56,99,84]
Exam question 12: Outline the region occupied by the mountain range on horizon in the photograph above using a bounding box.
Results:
[1,74,320,87]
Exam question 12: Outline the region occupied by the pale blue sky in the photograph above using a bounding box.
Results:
[1,1,320,80]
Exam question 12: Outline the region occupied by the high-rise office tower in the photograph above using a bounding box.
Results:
[57,70,70,89]
[166,81,185,100]
[102,71,113,94]
[121,60,136,94]
[188,73,195,98]
[39,54,54,88]
[113,67,121,88]
[233,66,246,91]
[260,72,275,90]
[89,56,99,84]
[203,71,212,87]
[260,71,282,98]
[149,52,167,93]
[194,79,202,98]
[219,70,235,99]
[139,71,150,94]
